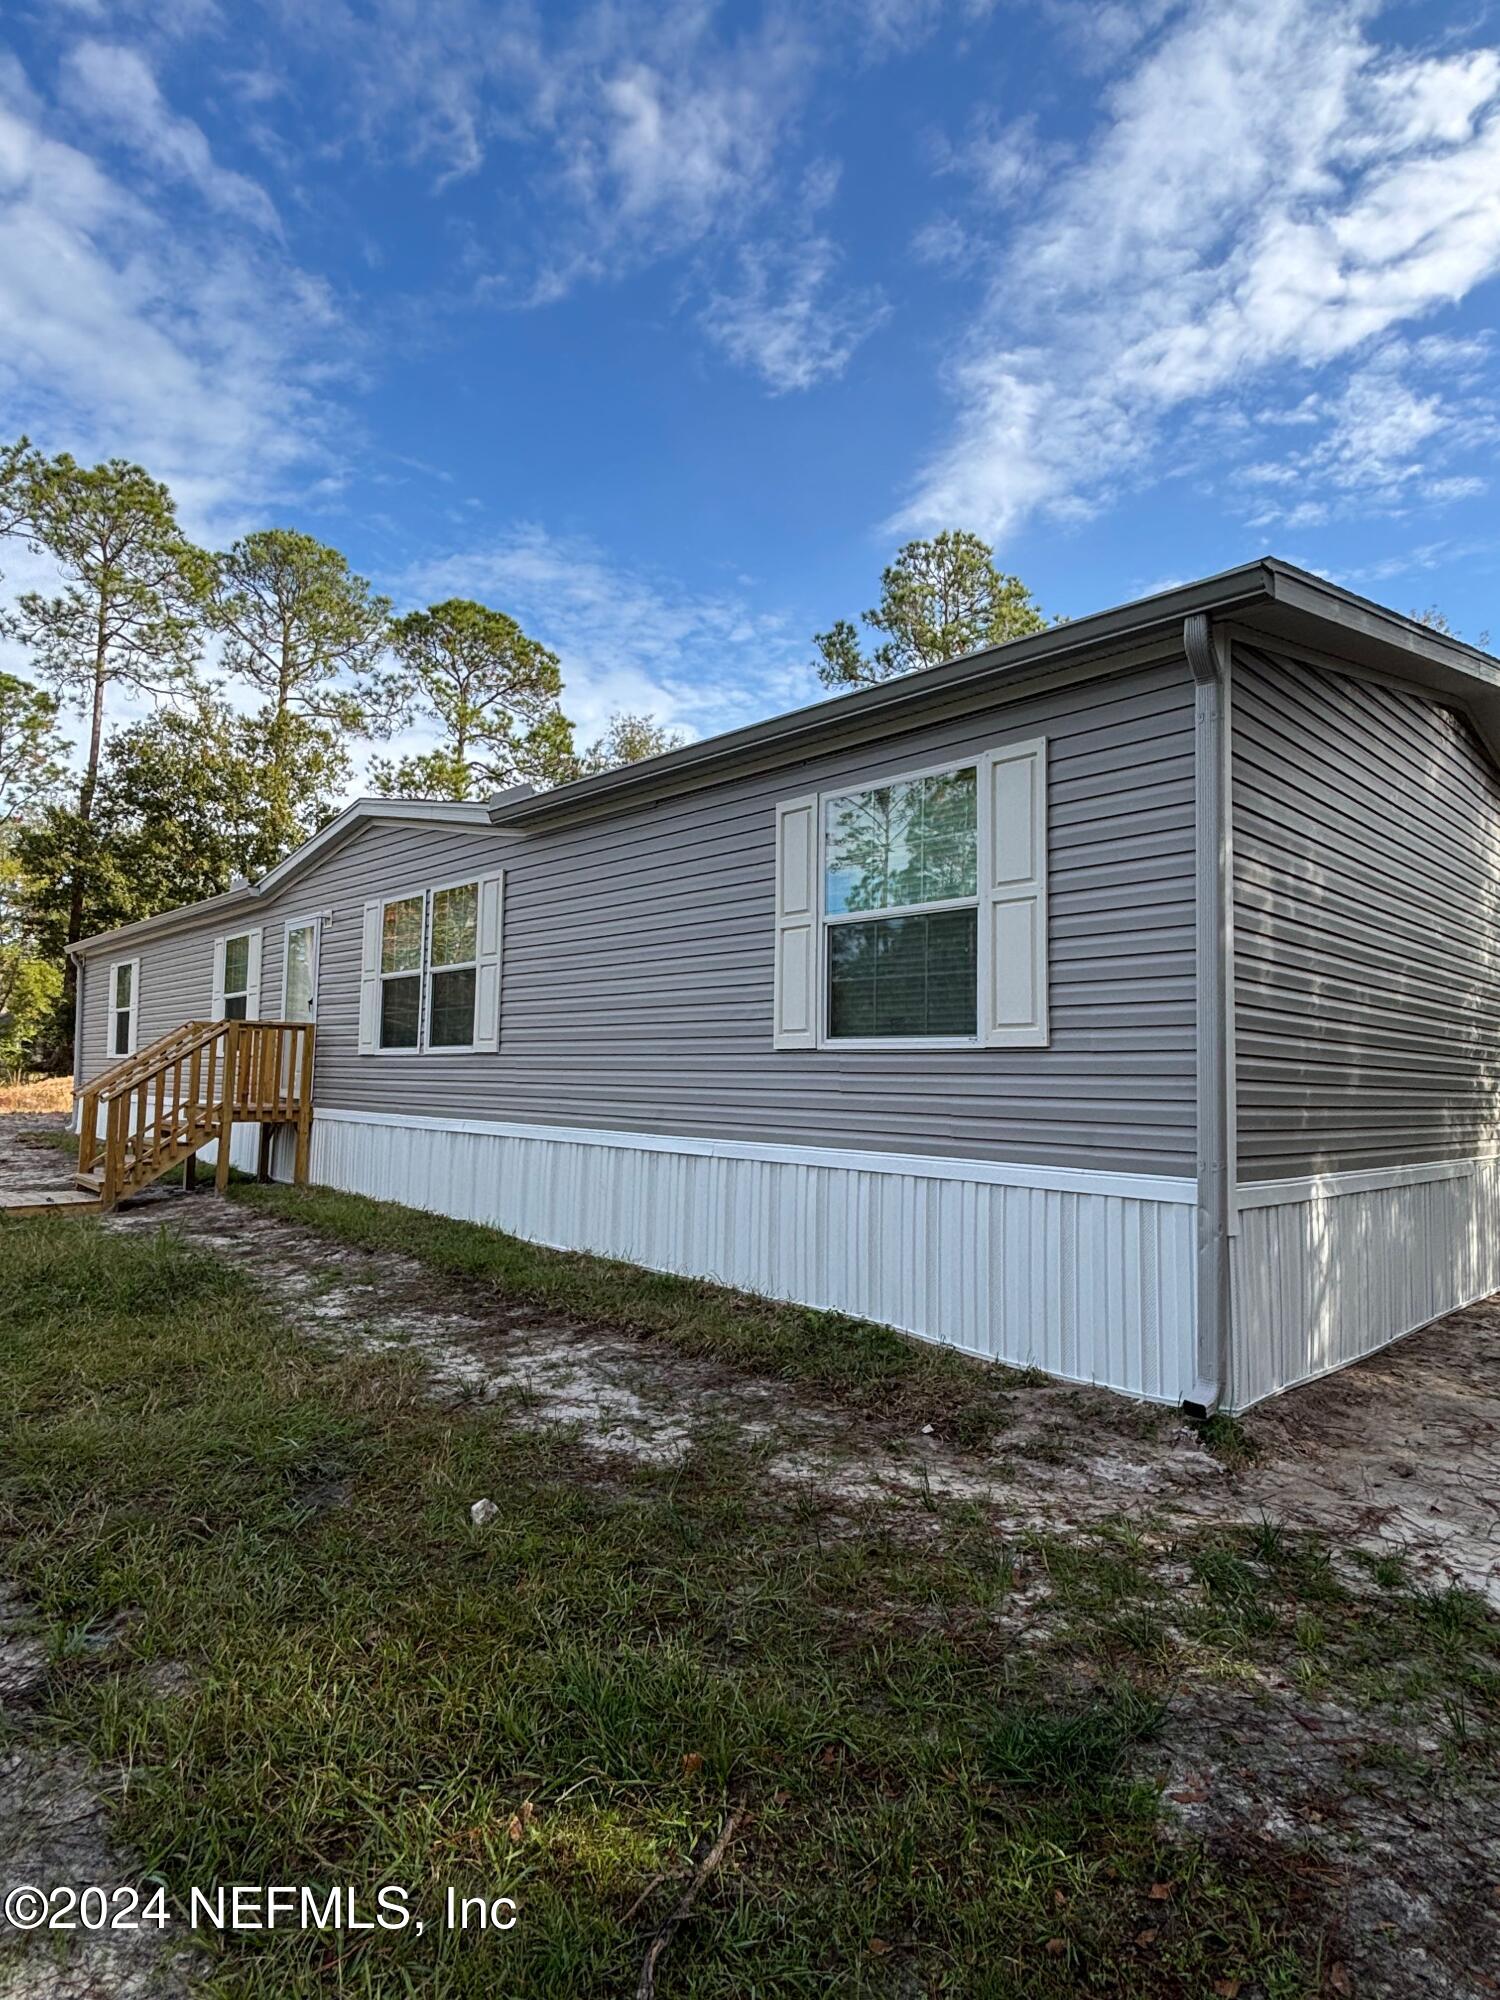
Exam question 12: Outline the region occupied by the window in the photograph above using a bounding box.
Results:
[361,874,501,1057]
[222,934,252,1020]
[823,766,979,1041]
[773,738,1049,1053]
[376,881,481,1052]
[110,959,138,1057]
[427,882,478,1048]
[379,895,425,1049]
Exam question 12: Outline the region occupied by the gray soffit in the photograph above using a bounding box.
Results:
[488,557,1500,828]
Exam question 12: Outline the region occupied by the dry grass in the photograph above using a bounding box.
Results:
[0,1075,73,1115]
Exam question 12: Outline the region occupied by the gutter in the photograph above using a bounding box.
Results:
[1182,611,1234,1419]
[490,562,1281,827]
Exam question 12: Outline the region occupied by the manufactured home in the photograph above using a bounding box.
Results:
[68,559,1500,1412]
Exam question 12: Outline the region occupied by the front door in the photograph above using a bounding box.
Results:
[283,919,320,1023]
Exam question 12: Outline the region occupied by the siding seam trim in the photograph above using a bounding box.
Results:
[1236,1156,1484,1206]
[309,1107,1197,1203]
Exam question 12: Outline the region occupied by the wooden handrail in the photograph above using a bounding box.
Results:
[78,1019,316,1208]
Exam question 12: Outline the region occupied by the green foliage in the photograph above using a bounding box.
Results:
[0,671,71,828]
[210,529,394,854]
[372,596,575,798]
[0,434,38,551]
[1,453,210,812]
[0,925,61,1077]
[13,697,341,963]
[578,709,687,775]
[813,529,1046,689]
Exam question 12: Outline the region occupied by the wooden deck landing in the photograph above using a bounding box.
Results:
[1,1187,103,1217]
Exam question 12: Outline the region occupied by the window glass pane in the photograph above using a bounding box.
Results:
[223,934,250,994]
[224,993,248,1022]
[825,768,977,915]
[114,1009,132,1055]
[828,908,977,1039]
[285,926,315,1021]
[429,967,477,1048]
[114,962,132,1008]
[380,973,421,1048]
[431,883,478,968]
[381,897,424,974]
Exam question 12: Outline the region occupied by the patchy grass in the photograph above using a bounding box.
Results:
[0,1213,1359,2000]
[0,1074,72,1115]
[12,1124,78,1155]
[231,1180,1029,1449]
[1193,1411,1260,1470]
[5,1211,1498,1997]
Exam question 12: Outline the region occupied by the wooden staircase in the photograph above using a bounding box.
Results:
[71,1019,316,1212]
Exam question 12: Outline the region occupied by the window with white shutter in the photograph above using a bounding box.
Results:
[359,872,504,1054]
[772,737,1049,1051]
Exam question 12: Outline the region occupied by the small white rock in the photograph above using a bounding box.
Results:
[470,1498,498,1527]
[920,1424,934,1435]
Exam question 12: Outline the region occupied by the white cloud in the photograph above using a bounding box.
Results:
[900,0,1500,540]
[57,39,280,234]
[257,0,887,387]
[1241,344,1497,525]
[0,52,345,535]
[700,161,888,391]
[401,524,818,746]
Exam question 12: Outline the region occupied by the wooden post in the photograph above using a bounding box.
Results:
[215,1023,237,1192]
[184,1149,198,1193]
[134,1081,148,1191]
[293,1026,315,1186]
[79,1088,97,1177]
[101,1094,123,1210]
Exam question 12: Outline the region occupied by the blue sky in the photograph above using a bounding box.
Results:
[2,0,1499,767]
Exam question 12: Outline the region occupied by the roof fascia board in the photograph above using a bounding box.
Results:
[495,559,1500,832]
[496,632,1194,833]
[489,572,1279,831]
[1257,564,1500,691]
[1223,618,1500,775]
[70,799,505,958]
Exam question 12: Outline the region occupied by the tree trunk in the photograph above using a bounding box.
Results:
[63,617,110,1004]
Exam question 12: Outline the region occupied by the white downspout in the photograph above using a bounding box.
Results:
[1183,612,1234,1417]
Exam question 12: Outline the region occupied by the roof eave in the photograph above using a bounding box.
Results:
[69,798,503,958]
[488,561,1280,827]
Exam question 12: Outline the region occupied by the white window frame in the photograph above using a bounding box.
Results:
[281,915,322,1023]
[816,752,984,1051]
[423,876,483,1055]
[108,956,140,1059]
[223,932,254,1020]
[375,889,429,1057]
[375,877,483,1056]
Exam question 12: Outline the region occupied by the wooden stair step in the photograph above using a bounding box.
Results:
[3,1188,104,1217]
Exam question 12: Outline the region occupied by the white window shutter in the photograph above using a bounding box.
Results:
[358,900,382,1053]
[125,958,140,1054]
[773,796,818,1050]
[244,928,263,1019]
[983,737,1049,1048]
[211,938,227,1020]
[472,871,504,1051]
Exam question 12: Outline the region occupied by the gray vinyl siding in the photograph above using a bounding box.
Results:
[1234,642,1500,1180]
[78,655,1198,1176]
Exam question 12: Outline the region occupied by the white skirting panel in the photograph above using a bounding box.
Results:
[302,1110,1199,1403]
[1230,1157,1500,1407]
